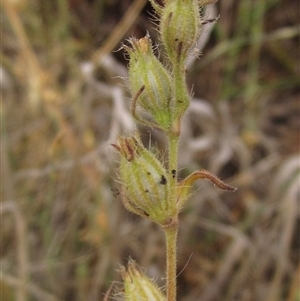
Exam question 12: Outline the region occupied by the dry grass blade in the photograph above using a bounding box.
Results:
[266,156,300,301]
[1,202,28,301]
[91,0,147,67]
[0,273,63,301]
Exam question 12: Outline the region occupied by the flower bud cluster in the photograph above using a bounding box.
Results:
[112,1,236,297]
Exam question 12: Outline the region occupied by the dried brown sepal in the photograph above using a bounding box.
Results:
[112,136,140,162]
[177,169,237,209]
[111,143,120,152]
[192,169,237,191]
[201,15,220,25]
[130,85,160,129]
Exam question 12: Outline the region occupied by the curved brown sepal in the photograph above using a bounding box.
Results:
[177,169,237,209]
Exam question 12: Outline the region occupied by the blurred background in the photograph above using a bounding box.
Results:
[1,0,299,300]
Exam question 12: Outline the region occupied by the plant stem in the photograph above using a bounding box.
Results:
[165,131,179,301]
[164,219,179,301]
[167,133,179,174]
[173,62,190,123]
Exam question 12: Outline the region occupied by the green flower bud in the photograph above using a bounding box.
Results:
[160,0,201,64]
[124,35,174,131]
[112,132,177,225]
[120,259,166,301]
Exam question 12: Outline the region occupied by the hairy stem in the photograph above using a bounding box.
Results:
[173,62,190,122]
[168,133,179,175]
[164,219,179,301]
[165,128,180,301]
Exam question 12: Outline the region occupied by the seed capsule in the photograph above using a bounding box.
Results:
[160,0,201,64]
[124,35,174,130]
[112,132,177,225]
